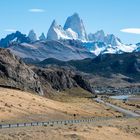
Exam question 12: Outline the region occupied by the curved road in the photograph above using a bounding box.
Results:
[95,98,140,117]
[0,98,139,130]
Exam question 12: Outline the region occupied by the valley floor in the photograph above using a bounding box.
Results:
[0,87,140,140]
[0,88,121,124]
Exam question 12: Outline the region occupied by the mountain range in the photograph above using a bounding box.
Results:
[0,13,140,61]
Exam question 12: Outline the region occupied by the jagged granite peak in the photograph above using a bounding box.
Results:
[64,13,88,41]
[28,29,37,42]
[88,30,122,46]
[47,20,69,40]
[0,31,30,48]
[39,33,46,40]
[88,30,105,42]
[105,34,122,46]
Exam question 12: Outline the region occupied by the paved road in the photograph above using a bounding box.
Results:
[0,98,139,130]
[95,98,140,117]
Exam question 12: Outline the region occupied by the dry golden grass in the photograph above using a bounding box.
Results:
[0,118,139,140]
[105,97,140,114]
[0,87,121,124]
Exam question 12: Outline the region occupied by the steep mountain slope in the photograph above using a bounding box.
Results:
[8,40,95,61]
[47,20,70,40]
[64,13,88,41]
[39,52,140,76]
[36,52,140,94]
[47,13,88,41]
[28,30,37,42]
[39,33,46,40]
[0,48,95,97]
[0,48,43,95]
[32,66,94,94]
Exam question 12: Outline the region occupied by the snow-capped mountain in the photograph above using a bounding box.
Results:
[28,30,37,42]
[64,13,88,41]
[104,34,122,46]
[0,31,30,48]
[88,30,105,42]
[0,13,140,62]
[65,28,78,40]
[47,13,88,41]
[88,30,121,46]
[8,40,95,61]
[47,20,70,40]
[85,30,138,55]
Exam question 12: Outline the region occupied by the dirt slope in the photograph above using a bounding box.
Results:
[0,88,121,124]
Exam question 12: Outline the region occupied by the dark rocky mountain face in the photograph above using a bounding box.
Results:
[0,31,30,48]
[0,48,43,95]
[0,48,94,97]
[33,67,77,91]
[36,52,140,95]
[32,66,94,94]
[39,52,140,77]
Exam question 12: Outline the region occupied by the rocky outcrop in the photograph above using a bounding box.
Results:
[33,66,94,93]
[0,48,43,95]
[34,67,77,91]
[73,74,94,93]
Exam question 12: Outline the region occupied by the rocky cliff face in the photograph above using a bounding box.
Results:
[64,13,88,41]
[0,48,43,95]
[33,66,94,93]
[0,48,94,97]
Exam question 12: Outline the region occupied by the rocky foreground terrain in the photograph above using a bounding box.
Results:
[0,48,94,97]
[0,48,43,95]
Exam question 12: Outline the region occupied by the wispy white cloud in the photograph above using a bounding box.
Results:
[5,29,17,32]
[120,28,140,34]
[29,8,45,13]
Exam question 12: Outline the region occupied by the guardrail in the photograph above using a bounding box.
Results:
[0,116,137,129]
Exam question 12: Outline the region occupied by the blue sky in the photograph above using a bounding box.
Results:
[0,0,140,44]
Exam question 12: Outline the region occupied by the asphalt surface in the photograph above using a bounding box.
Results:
[95,98,140,117]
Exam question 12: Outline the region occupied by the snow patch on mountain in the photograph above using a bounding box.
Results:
[65,28,78,39]
[47,20,71,40]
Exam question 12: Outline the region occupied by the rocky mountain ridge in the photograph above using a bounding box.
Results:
[0,48,94,96]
